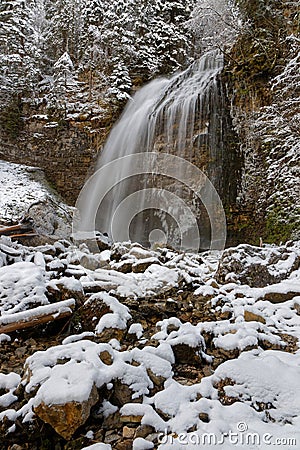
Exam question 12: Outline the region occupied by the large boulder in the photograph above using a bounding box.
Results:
[216,244,300,287]
[34,384,99,440]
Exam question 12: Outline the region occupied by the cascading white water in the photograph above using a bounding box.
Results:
[84,50,226,249]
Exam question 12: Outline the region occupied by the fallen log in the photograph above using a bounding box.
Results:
[8,233,38,239]
[0,299,75,334]
[0,218,35,236]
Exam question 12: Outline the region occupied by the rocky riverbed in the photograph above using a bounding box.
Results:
[0,234,300,450]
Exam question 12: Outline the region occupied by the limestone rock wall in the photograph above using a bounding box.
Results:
[223,0,300,244]
[0,112,112,205]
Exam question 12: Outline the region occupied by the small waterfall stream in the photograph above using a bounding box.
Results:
[78,50,229,250]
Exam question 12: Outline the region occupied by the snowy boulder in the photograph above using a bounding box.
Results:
[213,349,300,423]
[25,198,72,240]
[80,253,109,271]
[72,231,112,253]
[0,262,48,316]
[257,276,300,303]
[110,243,161,273]
[23,341,109,438]
[47,276,84,305]
[0,161,73,242]
[216,243,300,287]
[35,384,99,440]
[132,258,161,273]
[153,318,209,366]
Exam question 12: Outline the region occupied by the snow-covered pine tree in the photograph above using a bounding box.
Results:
[0,0,47,136]
[47,51,79,116]
[44,0,84,68]
[0,0,33,103]
[98,0,196,101]
[107,59,132,103]
[143,0,195,74]
[80,0,107,97]
[188,0,240,52]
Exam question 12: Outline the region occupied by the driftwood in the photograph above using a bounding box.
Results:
[7,233,38,239]
[0,299,75,334]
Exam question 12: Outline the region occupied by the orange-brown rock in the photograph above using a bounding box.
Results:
[34,384,99,440]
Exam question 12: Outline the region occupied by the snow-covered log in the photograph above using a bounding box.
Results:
[0,299,75,334]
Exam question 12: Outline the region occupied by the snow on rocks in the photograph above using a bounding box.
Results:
[153,318,210,365]
[0,372,21,408]
[0,160,73,240]
[82,444,112,450]
[80,264,180,299]
[0,239,300,448]
[18,338,175,438]
[216,242,300,287]
[212,349,300,422]
[93,292,131,335]
[0,262,48,316]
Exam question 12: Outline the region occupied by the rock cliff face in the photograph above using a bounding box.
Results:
[0,105,116,205]
[223,0,300,243]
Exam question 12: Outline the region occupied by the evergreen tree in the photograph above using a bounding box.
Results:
[0,0,48,106]
[47,51,79,115]
[45,0,84,67]
[0,0,31,102]
[107,59,132,103]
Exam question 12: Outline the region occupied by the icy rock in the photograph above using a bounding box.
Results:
[216,244,300,287]
[34,384,99,440]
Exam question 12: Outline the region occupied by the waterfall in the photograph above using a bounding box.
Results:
[76,50,227,251]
